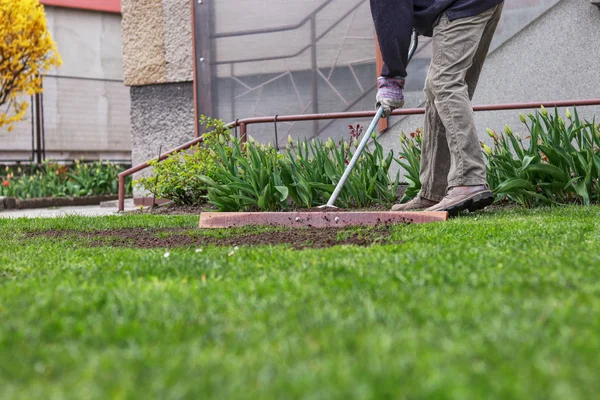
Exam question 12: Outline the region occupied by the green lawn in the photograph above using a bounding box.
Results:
[1,207,600,399]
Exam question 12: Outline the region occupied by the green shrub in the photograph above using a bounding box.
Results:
[134,146,214,206]
[398,107,600,207]
[134,116,233,205]
[0,160,132,199]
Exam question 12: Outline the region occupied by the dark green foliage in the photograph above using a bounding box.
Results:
[400,108,600,207]
[396,128,422,203]
[485,107,600,206]
[139,109,600,210]
[201,134,399,211]
[0,160,132,198]
[199,138,288,211]
[280,135,399,209]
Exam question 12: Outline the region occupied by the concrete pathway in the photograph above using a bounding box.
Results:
[0,200,139,219]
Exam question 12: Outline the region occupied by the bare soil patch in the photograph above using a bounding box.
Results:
[27,227,398,249]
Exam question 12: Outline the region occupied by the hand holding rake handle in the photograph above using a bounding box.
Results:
[319,31,418,209]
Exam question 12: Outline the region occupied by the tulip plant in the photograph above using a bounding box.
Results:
[398,107,600,207]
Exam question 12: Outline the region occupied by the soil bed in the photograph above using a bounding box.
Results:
[28,227,398,249]
[128,203,215,215]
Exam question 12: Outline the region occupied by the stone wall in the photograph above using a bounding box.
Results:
[121,0,193,86]
[121,0,195,197]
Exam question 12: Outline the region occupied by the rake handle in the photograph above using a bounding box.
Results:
[325,107,384,207]
[324,30,418,207]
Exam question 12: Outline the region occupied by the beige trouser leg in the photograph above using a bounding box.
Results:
[419,3,503,202]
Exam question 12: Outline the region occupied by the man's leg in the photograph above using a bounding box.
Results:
[419,77,451,203]
[425,4,503,215]
[391,82,448,211]
[466,4,503,99]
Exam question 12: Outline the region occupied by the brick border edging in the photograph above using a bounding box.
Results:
[199,211,449,228]
[0,195,121,210]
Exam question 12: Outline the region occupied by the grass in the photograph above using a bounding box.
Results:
[1,207,600,399]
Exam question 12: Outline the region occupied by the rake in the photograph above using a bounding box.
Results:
[319,30,419,209]
[198,31,448,229]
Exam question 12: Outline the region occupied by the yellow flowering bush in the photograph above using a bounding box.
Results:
[0,0,61,131]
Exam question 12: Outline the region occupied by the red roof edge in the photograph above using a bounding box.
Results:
[40,0,121,14]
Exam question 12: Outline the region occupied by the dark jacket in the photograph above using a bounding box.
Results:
[414,0,504,36]
[371,0,504,77]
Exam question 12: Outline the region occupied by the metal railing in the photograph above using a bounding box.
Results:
[118,98,600,211]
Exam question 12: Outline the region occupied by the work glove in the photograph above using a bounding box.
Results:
[376,77,405,118]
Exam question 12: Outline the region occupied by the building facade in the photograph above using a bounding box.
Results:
[0,0,131,163]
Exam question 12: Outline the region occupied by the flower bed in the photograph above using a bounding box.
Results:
[0,160,133,206]
[136,118,401,212]
[136,109,600,212]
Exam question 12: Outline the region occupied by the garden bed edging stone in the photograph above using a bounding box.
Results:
[0,195,122,211]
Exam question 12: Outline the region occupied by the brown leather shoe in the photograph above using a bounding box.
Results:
[391,195,438,211]
[425,185,493,216]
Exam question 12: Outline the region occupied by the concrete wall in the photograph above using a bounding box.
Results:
[47,7,124,80]
[379,0,600,179]
[0,6,131,162]
[130,83,195,166]
[121,0,195,197]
